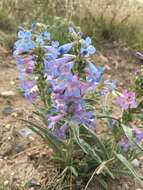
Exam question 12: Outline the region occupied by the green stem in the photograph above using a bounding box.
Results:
[35,46,51,109]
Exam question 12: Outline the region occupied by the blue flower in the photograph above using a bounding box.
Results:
[18,30,31,40]
[14,30,35,53]
[52,41,59,48]
[58,43,74,54]
[36,34,44,44]
[54,123,67,140]
[86,62,104,85]
[36,31,51,44]
[44,31,51,40]
[80,37,96,57]
[44,46,59,60]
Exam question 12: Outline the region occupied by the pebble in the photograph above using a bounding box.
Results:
[5,124,11,129]
[8,136,11,140]
[2,106,13,115]
[19,127,34,138]
[9,81,15,86]
[25,178,40,188]
[11,112,18,117]
[13,108,23,116]
[131,159,140,168]
[0,91,16,97]
[29,136,35,141]
[122,184,129,190]
[99,54,109,63]
[104,64,111,71]
[4,180,9,186]
[15,144,25,154]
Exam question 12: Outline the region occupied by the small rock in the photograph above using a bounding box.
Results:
[0,91,16,97]
[114,60,119,69]
[11,172,15,176]
[15,144,25,154]
[11,112,18,117]
[29,136,35,141]
[99,54,109,63]
[9,81,15,86]
[19,127,34,138]
[13,108,23,116]
[104,64,111,71]
[136,188,142,190]
[2,106,13,115]
[5,124,11,129]
[122,183,129,190]
[131,159,140,168]
[25,178,40,188]
[8,136,11,140]
[4,180,9,186]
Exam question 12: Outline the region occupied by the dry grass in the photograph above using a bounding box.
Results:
[0,0,143,49]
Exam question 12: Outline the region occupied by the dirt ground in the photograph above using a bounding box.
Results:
[0,44,142,190]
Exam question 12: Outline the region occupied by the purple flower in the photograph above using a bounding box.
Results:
[64,75,81,99]
[75,110,96,129]
[135,52,143,61]
[20,80,38,102]
[54,123,68,140]
[119,136,131,151]
[52,41,59,48]
[44,56,74,79]
[48,114,64,129]
[134,127,143,142]
[101,79,116,95]
[116,90,138,110]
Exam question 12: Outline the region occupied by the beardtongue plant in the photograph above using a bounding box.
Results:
[14,23,143,189]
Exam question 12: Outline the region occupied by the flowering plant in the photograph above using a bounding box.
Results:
[14,23,143,189]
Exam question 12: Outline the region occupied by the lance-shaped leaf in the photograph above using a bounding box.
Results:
[115,153,143,186]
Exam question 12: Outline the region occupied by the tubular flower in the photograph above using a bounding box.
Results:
[116,90,138,110]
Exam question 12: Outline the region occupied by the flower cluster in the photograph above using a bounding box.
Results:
[14,24,111,139]
[116,90,137,110]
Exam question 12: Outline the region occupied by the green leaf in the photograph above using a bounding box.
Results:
[94,176,108,190]
[22,119,68,159]
[83,124,109,159]
[69,166,78,177]
[115,153,143,186]
[70,122,101,163]
[70,122,115,179]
